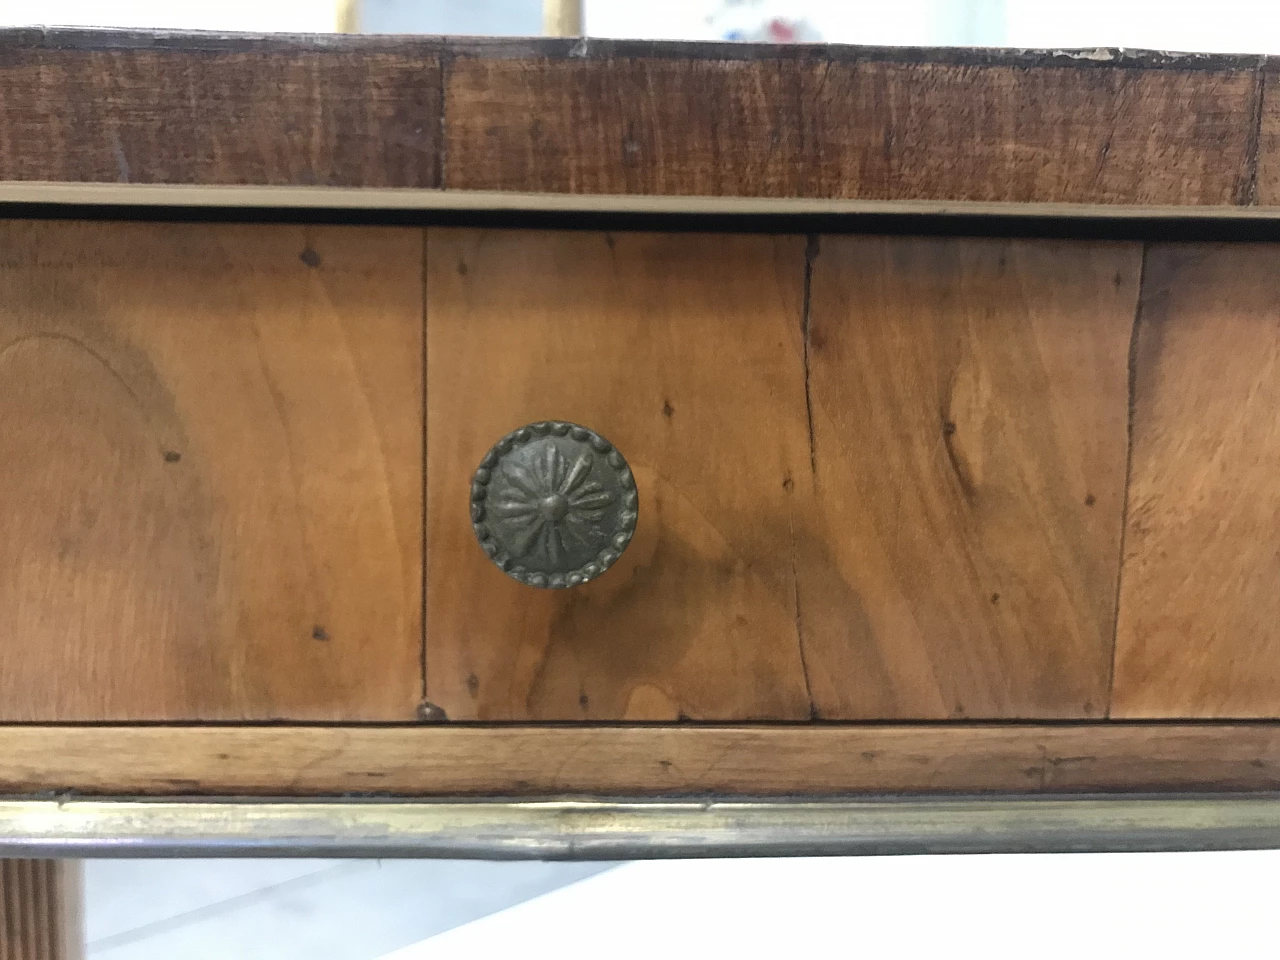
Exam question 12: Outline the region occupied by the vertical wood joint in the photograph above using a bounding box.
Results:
[1235,65,1267,205]
[420,228,431,706]
[1107,242,1150,717]
[801,234,820,479]
[793,233,821,718]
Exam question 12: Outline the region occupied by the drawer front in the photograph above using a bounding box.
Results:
[800,236,1134,719]
[426,230,815,721]
[0,221,422,720]
[1114,245,1280,717]
[6,221,1279,727]
[425,228,1136,721]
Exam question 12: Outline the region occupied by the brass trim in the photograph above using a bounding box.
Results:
[472,421,638,589]
[1,796,1278,859]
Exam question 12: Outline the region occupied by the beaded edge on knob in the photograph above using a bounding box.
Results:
[470,421,638,589]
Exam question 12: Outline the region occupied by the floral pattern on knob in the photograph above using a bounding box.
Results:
[471,422,638,589]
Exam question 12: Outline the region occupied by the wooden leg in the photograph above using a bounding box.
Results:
[0,861,83,960]
[335,0,359,33]
[543,0,584,36]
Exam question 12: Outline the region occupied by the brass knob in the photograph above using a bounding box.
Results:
[471,422,638,588]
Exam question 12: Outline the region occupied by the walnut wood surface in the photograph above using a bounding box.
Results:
[1257,68,1280,206]
[1114,244,1280,717]
[0,221,422,720]
[0,725,1278,797]
[799,237,1137,718]
[426,231,1144,721]
[6,219,1280,735]
[425,229,813,720]
[0,30,1269,210]
[0,39,441,188]
[445,55,1257,206]
[4,217,1280,802]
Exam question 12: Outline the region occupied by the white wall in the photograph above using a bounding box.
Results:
[0,0,340,31]
[359,0,539,36]
[6,0,1280,53]
[587,0,1280,53]
[1003,0,1280,53]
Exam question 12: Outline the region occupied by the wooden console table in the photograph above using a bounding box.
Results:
[1,29,1280,856]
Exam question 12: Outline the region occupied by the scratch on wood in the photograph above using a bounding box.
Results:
[801,233,819,478]
[110,132,130,183]
[1235,65,1266,205]
[787,501,817,720]
[434,51,449,190]
[1106,242,1149,719]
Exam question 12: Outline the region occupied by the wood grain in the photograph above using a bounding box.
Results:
[0,30,1265,208]
[0,40,441,187]
[425,228,813,721]
[0,861,80,960]
[799,237,1138,718]
[1257,67,1280,206]
[1,725,1279,797]
[1114,244,1280,717]
[444,55,808,199]
[0,221,422,720]
[444,52,1258,205]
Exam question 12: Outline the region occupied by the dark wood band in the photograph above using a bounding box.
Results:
[1,29,1276,208]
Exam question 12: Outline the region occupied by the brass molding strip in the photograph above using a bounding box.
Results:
[1,796,1278,859]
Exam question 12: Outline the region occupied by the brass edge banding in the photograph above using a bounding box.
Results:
[1,796,1279,859]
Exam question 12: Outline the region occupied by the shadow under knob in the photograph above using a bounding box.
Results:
[470,421,638,589]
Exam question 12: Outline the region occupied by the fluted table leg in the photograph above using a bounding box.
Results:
[0,861,82,960]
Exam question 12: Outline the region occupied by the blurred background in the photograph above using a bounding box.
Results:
[2,0,1279,957]
[1,0,1280,53]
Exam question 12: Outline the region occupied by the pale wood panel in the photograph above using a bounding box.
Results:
[1,725,1279,797]
[425,229,813,721]
[799,237,1138,718]
[0,221,422,720]
[1114,245,1280,717]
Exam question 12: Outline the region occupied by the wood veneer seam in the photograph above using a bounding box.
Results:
[1108,241,1150,719]
[793,233,820,719]
[6,720,1280,729]
[420,227,430,707]
[801,234,819,479]
[435,50,450,193]
[1237,65,1268,205]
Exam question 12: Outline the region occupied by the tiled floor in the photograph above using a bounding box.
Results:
[85,859,615,959]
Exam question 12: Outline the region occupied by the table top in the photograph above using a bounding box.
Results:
[0,28,1275,214]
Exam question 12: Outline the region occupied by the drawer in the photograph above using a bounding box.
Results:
[424,228,1136,721]
[6,220,1280,725]
[0,221,422,720]
[7,29,1280,832]
[1112,245,1280,718]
